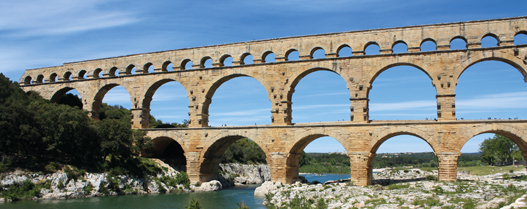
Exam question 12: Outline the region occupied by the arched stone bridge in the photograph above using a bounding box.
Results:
[19,16,527,185]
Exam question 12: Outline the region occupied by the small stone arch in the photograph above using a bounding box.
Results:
[200,56,213,68]
[457,125,527,153]
[143,63,153,74]
[240,53,253,65]
[144,136,188,172]
[201,73,270,127]
[310,47,325,59]
[162,61,173,71]
[420,38,437,51]
[285,49,299,61]
[36,74,45,83]
[262,51,275,63]
[364,41,380,55]
[78,70,87,80]
[481,33,500,47]
[63,71,72,81]
[337,44,352,57]
[93,68,103,78]
[181,59,192,70]
[109,67,119,77]
[199,134,269,182]
[391,40,408,53]
[126,64,136,75]
[219,54,233,67]
[514,31,527,45]
[449,36,468,49]
[49,73,58,83]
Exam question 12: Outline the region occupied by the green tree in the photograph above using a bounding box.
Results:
[479,135,519,165]
[185,198,202,209]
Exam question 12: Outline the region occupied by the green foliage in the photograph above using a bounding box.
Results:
[84,182,93,194]
[236,201,250,209]
[64,166,76,181]
[57,181,64,190]
[175,171,191,188]
[387,183,410,190]
[0,180,45,201]
[425,175,437,181]
[503,173,511,180]
[299,152,350,174]
[316,198,327,209]
[185,198,202,209]
[479,135,520,165]
[221,138,267,164]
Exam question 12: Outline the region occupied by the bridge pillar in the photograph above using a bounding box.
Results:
[350,98,369,123]
[349,152,374,186]
[436,152,460,182]
[436,94,456,121]
[268,152,291,183]
[131,108,150,129]
[185,152,202,184]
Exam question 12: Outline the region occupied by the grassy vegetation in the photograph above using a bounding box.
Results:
[457,165,524,175]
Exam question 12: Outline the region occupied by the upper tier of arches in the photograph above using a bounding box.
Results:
[21,17,527,85]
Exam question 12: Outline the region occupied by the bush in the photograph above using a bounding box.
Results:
[503,173,511,180]
[0,180,44,201]
[185,198,202,209]
[175,172,190,188]
[425,175,437,181]
[84,182,93,194]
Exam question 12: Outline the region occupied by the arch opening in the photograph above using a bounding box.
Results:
[24,76,32,85]
[368,65,436,120]
[514,32,527,45]
[263,52,275,63]
[220,55,233,67]
[92,85,132,120]
[143,63,154,74]
[50,88,83,109]
[93,68,103,78]
[420,39,437,52]
[63,71,72,81]
[337,45,352,57]
[146,79,189,128]
[200,136,267,182]
[201,57,213,68]
[109,67,119,77]
[481,34,499,48]
[144,137,187,172]
[78,70,87,80]
[460,132,527,172]
[49,73,58,82]
[181,60,192,70]
[162,62,174,72]
[36,74,45,83]
[450,37,467,50]
[456,60,527,120]
[311,48,325,59]
[288,135,350,183]
[365,42,380,55]
[286,49,300,61]
[392,41,408,53]
[126,65,137,75]
[290,70,349,123]
[241,54,254,65]
[206,76,271,126]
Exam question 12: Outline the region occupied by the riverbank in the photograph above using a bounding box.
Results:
[0,162,270,203]
[257,169,527,208]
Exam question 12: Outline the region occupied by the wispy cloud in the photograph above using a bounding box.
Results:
[457,91,527,109]
[0,0,139,37]
[370,100,436,111]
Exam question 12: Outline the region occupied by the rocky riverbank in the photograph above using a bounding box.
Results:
[0,162,270,202]
[256,169,527,209]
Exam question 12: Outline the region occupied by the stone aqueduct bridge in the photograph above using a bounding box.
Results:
[19,17,527,186]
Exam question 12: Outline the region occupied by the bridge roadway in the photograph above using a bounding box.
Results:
[144,119,527,186]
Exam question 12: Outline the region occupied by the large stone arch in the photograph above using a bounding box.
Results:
[91,83,133,119]
[49,86,87,104]
[141,78,190,110]
[198,133,269,182]
[366,62,436,97]
[144,136,188,171]
[287,67,351,103]
[370,130,438,154]
[456,124,527,153]
[454,54,527,84]
[201,72,271,127]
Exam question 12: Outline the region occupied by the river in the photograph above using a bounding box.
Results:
[2,174,350,209]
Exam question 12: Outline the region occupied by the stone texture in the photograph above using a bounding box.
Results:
[18,16,527,186]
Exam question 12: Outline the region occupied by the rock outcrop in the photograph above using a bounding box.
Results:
[219,163,270,186]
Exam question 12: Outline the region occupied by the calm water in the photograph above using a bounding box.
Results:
[2,174,349,209]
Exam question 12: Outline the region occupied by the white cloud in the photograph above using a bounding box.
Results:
[0,0,139,37]
[370,100,436,111]
[457,91,527,109]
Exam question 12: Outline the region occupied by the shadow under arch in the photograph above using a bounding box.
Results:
[285,133,350,183]
[202,73,270,127]
[91,83,132,119]
[144,136,187,172]
[199,135,269,182]
[367,62,435,97]
[455,57,527,82]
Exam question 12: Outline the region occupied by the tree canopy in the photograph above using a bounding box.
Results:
[479,135,521,165]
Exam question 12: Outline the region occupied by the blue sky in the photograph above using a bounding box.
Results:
[1,0,527,154]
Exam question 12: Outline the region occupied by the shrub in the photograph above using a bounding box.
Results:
[175,172,190,188]
[83,182,93,194]
[185,198,202,209]
[425,175,437,181]
[64,166,76,181]
[503,173,511,180]
[388,183,409,190]
[57,180,64,190]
